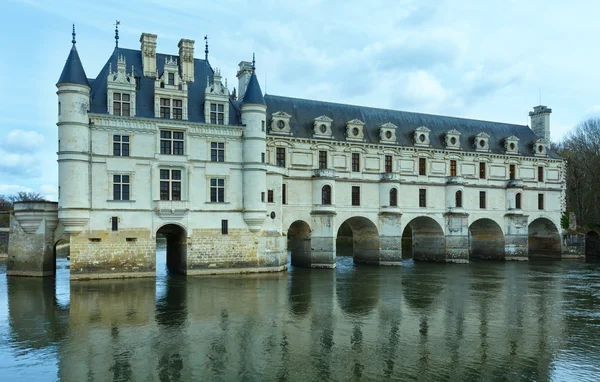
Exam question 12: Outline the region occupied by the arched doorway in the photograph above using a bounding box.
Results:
[585,231,600,258]
[53,238,70,274]
[469,218,505,260]
[402,217,445,261]
[336,217,379,264]
[528,218,561,258]
[156,224,187,275]
[288,220,311,267]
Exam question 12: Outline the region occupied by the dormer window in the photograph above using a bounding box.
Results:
[414,126,431,147]
[533,138,547,157]
[271,111,292,135]
[159,98,183,120]
[154,57,188,120]
[345,119,365,142]
[445,129,461,149]
[113,93,131,117]
[504,135,520,155]
[313,116,333,138]
[210,103,225,125]
[474,132,490,152]
[379,122,397,144]
[168,73,175,86]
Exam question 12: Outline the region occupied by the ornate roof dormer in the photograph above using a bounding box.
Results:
[504,135,520,155]
[204,68,230,125]
[533,138,547,157]
[154,56,189,120]
[474,132,490,152]
[107,55,137,116]
[346,119,365,142]
[445,129,461,150]
[379,122,397,144]
[414,126,431,147]
[271,111,292,135]
[313,115,333,139]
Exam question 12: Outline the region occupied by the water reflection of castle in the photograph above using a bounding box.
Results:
[6,265,574,380]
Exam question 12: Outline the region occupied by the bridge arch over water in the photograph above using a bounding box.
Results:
[469,218,505,260]
[402,216,445,261]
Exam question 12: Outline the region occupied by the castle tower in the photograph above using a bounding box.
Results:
[240,69,267,231]
[529,105,552,142]
[56,26,91,233]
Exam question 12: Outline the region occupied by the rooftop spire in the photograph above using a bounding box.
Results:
[204,35,209,61]
[115,20,120,48]
[252,52,255,70]
[72,24,76,45]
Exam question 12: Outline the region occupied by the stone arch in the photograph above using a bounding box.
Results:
[53,238,70,273]
[288,220,312,268]
[585,231,600,258]
[336,216,380,265]
[402,217,445,261]
[528,217,561,258]
[469,218,505,260]
[156,224,187,275]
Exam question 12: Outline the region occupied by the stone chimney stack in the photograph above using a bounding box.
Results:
[237,61,253,100]
[140,33,157,77]
[178,39,195,82]
[529,105,552,142]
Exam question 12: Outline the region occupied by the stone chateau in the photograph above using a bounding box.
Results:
[7,27,567,279]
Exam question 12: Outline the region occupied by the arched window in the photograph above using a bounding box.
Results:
[390,188,398,207]
[515,193,522,209]
[321,185,332,205]
[455,190,462,208]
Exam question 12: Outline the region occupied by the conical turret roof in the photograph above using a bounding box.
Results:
[241,71,265,106]
[57,45,90,88]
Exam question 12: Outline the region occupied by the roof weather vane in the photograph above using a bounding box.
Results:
[72,24,76,45]
[204,35,209,61]
[252,52,255,70]
[115,20,120,48]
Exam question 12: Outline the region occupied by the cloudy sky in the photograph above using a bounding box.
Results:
[1,0,599,201]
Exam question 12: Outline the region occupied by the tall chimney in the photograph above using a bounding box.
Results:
[529,105,552,142]
[178,39,195,82]
[140,33,157,77]
[237,61,253,100]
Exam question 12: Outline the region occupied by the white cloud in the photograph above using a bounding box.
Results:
[40,184,58,201]
[0,148,41,177]
[0,184,34,194]
[1,129,45,153]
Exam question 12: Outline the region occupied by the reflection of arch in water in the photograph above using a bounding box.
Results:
[585,231,600,258]
[336,217,379,264]
[528,218,561,258]
[155,276,188,328]
[287,220,312,268]
[335,266,380,317]
[469,218,505,260]
[156,224,187,274]
[402,217,445,261]
[288,268,312,317]
[401,265,441,313]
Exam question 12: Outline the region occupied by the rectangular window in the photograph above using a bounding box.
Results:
[282,184,287,205]
[479,191,486,209]
[419,189,426,207]
[261,153,265,163]
[385,155,393,173]
[160,130,184,155]
[113,135,130,157]
[113,93,131,116]
[351,186,360,206]
[210,103,225,125]
[352,153,360,172]
[261,192,265,202]
[111,217,118,231]
[510,164,516,180]
[160,98,170,119]
[210,178,225,202]
[276,147,286,167]
[450,160,457,177]
[221,220,228,235]
[419,158,426,176]
[113,174,130,201]
[267,189,274,203]
[319,151,328,169]
[538,166,544,182]
[538,194,544,210]
[479,162,486,179]
[160,169,181,201]
[261,121,265,132]
[173,99,183,120]
[210,142,225,162]
[168,72,175,85]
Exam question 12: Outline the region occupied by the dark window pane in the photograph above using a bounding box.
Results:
[122,185,130,200]
[122,94,130,102]
[172,182,181,200]
[113,184,121,200]
[210,179,216,187]
[122,175,129,183]
[218,179,224,187]
[160,140,171,154]
[160,170,169,179]
[160,131,171,139]
[211,104,216,111]
[173,132,184,140]
[114,135,121,142]
[210,114,216,124]
[174,99,182,107]
[218,150,224,162]
[113,143,120,156]
[210,188,217,202]
[122,143,129,156]
[114,93,121,101]
[173,141,184,155]
[172,170,181,180]
[211,142,217,149]
[218,188,224,202]
[218,114,224,125]
[122,103,130,116]
[114,175,121,183]
[122,136,129,142]
[211,150,217,162]
[160,182,169,200]
[218,104,224,112]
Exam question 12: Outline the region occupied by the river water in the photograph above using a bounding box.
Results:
[1,251,600,381]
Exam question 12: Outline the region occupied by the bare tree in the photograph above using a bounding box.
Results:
[0,192,46,210]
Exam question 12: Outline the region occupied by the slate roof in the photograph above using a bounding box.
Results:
[88,48,240,125]
[57,45,90,88]
[264,95,559,158]
[241,72,266,106]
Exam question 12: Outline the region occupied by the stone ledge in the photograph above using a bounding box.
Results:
[71,271,156,280]
[187,265,287,276]
[7,270,55,277]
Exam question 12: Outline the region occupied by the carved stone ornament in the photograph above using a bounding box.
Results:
[474,132,490,152]
[445,129,461,149]
[313,115,333,138]
[345,119,365,141]
[414,126,431,147]
[379,122,397,143]
[504,135,520,154]
[271,111,292,135]
[533,138,547,157]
